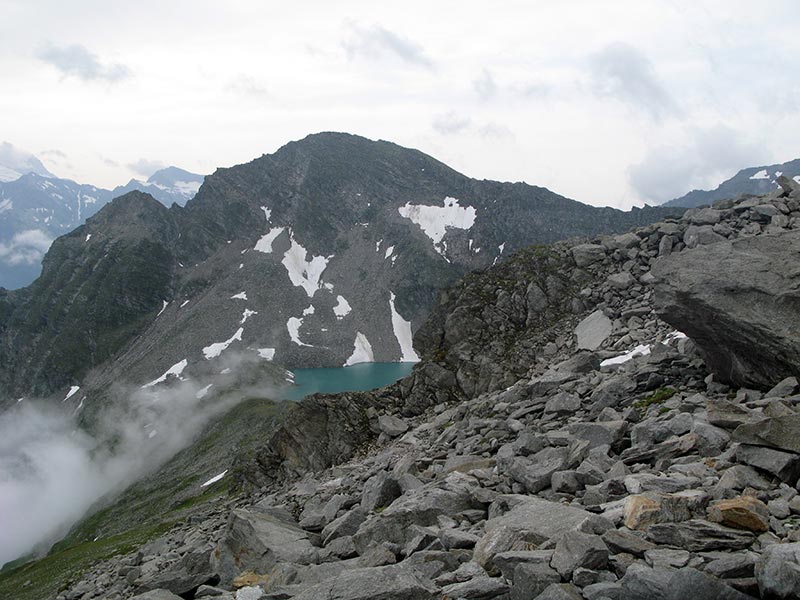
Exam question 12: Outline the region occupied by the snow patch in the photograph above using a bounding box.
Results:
[384,245,395,259]
[344,332,374,366]
[287,317,312,347]
[398,197,477,255]
[303,305,315,316]
[750,169,769,180]
[389,292,420,362]
[281,234,331,297]
[84,233,92,242]
[600,344,651,367]
[240,309,257,324]
[254,227,284,253]
[261,206,272,222]
[142,359,188,388]
[202,328,244,359]
[63,386,80,402]
[333,295,352,319]
[179,300,189,308]
[157,300,168,316]
[201,470,227,487]
[662,331,688,345]
[196,384,213,399]
[257,348,276,360]
[230,291,248,300]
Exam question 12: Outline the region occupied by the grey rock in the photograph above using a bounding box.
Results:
[322,507,367,545]
[474,496,592,571]
[575,310,613,351]
[607,272,635,290]
[705,553,757,579]
[550,531,609,578]
[618,563,672,600]
[706,398,757,429]
[652,231,800,389]
[510,563,560,600]
[569,421,626,450]
[717,464,772,491]
[361,472,402,512]
[544,391,582,415]
[755,541,800,599]
[732,415,800,454]
[506,446,568,493]
[532,583,583,600]
[493,550,554,580]
[601,529,657,558]
[735,443,800,483]
[765,376,799,398]
[583,581,622,600]
[130,591,184,600]
[683,225,725,247]
[441,577,509,599]
[211,509,317,585]
[572,244,607,267]
[289,565,438,600]
[378,414,408,438]
[353,473,481,553]
[664,568,751,600]
[645,519,755,552]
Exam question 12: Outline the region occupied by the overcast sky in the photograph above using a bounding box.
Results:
[1,0,798,208]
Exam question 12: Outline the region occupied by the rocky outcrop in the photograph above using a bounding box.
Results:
[652,229,800,389]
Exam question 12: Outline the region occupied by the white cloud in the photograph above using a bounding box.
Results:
[628,124,766,203]
[432,111,471,135]
[37,43,131,82]
[0,230,53,266]
[127,158,165,178]
[588,42,680,121]
[342,23,433,68]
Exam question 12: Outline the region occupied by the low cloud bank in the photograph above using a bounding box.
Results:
[0,353,282,567]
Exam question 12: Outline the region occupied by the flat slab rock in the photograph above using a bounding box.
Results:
[289,565,439,600]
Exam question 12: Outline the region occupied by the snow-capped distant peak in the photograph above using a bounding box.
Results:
[0,142,55,182]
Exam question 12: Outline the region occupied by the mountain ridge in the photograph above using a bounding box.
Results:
[0,132,682,407]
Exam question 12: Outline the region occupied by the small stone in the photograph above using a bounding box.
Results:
[377,414,408,437]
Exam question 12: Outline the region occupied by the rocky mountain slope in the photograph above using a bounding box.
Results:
[0,133,679,408]
[664,158,800,208]
[11,170,800,599]
[0,164,203,289]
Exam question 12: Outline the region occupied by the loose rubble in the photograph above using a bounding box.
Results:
[60,184,800,599]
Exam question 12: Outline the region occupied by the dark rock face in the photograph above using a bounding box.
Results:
[652,230,800,389]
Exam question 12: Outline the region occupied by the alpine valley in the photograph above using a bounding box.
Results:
[4,133,800,600]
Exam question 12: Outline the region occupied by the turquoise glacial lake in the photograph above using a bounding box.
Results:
[279,362,416,401]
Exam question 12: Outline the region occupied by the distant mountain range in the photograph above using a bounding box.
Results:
[0,132,681,406]
[663,158,800,208]
[0,145,203,289]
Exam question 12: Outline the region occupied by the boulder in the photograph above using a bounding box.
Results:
[289,565,438,600]
[735,443,800,483]
[550,531,608,578]
[664,568,751,600]
[706,496,770,533]
[378,414,408,438]
[510,563,560,600]
[361,471,403,512]
[534,583,583,600]
[645,519,755,552]
[130,591,184,600]
[353,473,481,553]
[732,415,800,453]
[618,564,672,599]
[211,509,317,585]
[652,230,800,389]
[756,542,800,599]
[441,576,509,599]
[474,496,592,571]
[571,244,607,267]
[575,310,612,351]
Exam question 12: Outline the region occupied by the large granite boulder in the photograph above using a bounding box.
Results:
[652,230,800,389]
